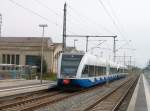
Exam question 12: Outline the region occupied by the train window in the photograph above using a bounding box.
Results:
[119,69,123,73]
[82,65,108,77]
[119,68,127,73]
[110,68,117,74]
[61,54,83,76]
[95,66,106,76]
[89,65,95,77]
[117,68,119,72]
[82,65,95,77]
[110,68,113,74]
[97,67,100,75]
[82,65,89,77]
[102,67,106,75]
[95,66,99,76]
[99,67,102,75]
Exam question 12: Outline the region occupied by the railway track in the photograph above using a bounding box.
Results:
[0,91,61,109]
[0,75,138,111]
[82,75,139,111]
[0,86,88,110]
[0,84,106,111]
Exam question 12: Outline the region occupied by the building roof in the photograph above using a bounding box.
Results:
[0,37,54,50]
[0,37,52,43]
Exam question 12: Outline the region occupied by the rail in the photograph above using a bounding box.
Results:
[83,75,139,111]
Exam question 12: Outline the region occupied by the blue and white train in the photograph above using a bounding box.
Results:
[57,52,128,88]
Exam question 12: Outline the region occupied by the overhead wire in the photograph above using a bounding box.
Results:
[33,0,83,35]
[105,1,129,49]
[68,3,119,57]
[8,0,77,35]
[68,4,115,35]
[106,0,135,55]
[31,0,78,35]
[67,6,104,35]
[32,0,86,35]
[67,12,102,35]
[9,0,133,52]
[106,0,128,41]
[97,0,136,60]
[10,0,115,37]
[33,0,61,16]
[97,0,126,39]
[8,0,58,26]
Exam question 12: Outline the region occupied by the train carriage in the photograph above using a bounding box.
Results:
[57,52,128,88]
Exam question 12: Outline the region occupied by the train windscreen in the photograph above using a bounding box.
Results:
[61,54,83,77]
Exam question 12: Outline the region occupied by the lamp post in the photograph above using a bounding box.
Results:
[39,24,48,84]
[73,39,78,48]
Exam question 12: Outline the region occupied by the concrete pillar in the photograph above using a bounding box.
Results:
[0,53,2,63]
[44,50,52,73]
[14,54,16,64]
[20,54,25,65]
[9,54,12,64]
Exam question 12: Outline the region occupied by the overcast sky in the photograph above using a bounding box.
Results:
[0,0,150,67]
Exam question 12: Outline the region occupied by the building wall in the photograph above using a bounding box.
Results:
[0,37,63,73]
[53,44,62,73]
[0,49,54,72]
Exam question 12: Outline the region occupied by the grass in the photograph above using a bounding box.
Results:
[42,73,57,81]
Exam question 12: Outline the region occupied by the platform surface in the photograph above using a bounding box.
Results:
[0,79,56,98]
[127,74,150,111]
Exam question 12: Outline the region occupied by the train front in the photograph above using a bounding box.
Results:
[57,53,83,87]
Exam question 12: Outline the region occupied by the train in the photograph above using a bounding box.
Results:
[57,52,128,88]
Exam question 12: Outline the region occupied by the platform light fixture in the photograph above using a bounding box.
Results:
[39,24,48,84]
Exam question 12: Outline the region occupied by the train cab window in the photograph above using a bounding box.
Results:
[61,54,83,76]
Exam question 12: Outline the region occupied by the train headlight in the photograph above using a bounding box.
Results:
[63,79,70,85]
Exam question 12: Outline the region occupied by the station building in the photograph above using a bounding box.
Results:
[0,37,63,73]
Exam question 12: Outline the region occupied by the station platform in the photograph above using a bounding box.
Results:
[127,74,150,111]
[0,79,56,98]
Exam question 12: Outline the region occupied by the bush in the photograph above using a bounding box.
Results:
[42,72,57,81]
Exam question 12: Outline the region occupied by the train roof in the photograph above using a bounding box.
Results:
[83,53,126,68]
[61,52,127,68]
[62,52,84,55]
